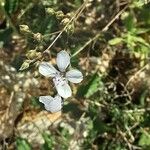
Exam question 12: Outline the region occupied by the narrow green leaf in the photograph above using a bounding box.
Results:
[139,132,150,146]
[42,132,54,150]
[85,74,100,98]
[134,36,150,47]
[109,38,123,45]
[136,28,150,34]
[16,138,31,150]
[123,13,135,32]
[77,73,103,98]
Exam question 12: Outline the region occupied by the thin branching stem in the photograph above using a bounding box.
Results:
[43,0,89,54]
[72,4,128,57]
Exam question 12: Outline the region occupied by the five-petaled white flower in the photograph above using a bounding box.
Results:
[39,50,83,98]
[39,95,62,113]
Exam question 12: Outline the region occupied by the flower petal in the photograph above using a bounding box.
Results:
[66,69,83,83]
[39,62,58,77]
[39,95,62,113]
[53,77,72,98]
[56,50,70,72]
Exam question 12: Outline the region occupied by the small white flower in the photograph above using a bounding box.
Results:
[39,95,62,113]
[39,50,83,98]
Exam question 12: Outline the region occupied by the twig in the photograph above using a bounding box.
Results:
[68,112,86,150]
[125,124,135,143]
[43,30,62,37]
[102,4,128,32]
[43,0,89,54]
[17,3,34,20]
[72,4,128,57]
[123,108,150,113]
[117,125,132,150]
[125,63,149,88]
[6,92,14,116]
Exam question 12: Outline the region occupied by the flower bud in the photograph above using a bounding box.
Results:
[64,24,74,34]
[56,11,64,19]
[61,18,70,26]
[33,33,43,42]
[19,25,31,34]
[46,8,55,15]
[26,50,42,60]
[66,12,73,18]
[19,60,31,71]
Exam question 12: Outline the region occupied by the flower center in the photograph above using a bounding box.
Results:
[53,73,66,86]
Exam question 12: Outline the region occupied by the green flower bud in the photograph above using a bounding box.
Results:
[26,50,42,60]
[61,18,70,26]
[19,60,31,71]
[56,11,64,19]
[65,24,74,34]
[46,8,55,15]
[33,33,43,42]
[19,25,31,34]
[26,50,36,59]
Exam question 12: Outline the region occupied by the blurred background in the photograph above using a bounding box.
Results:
[0,0,150,149]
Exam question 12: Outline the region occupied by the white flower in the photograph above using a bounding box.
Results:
[39,95,62,113]
[39,50,83,98]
